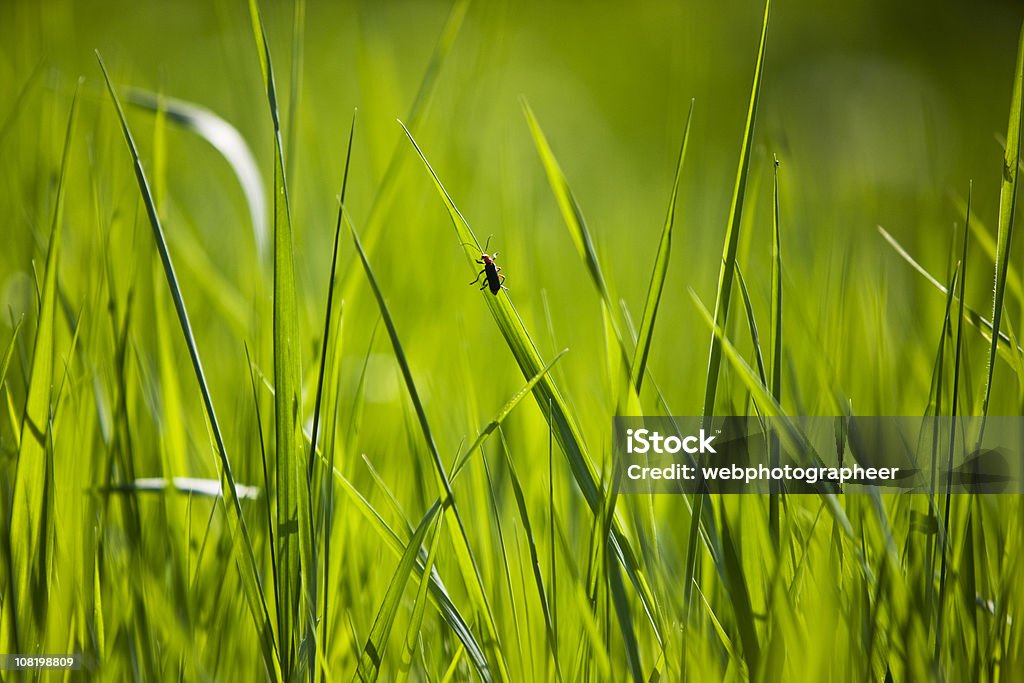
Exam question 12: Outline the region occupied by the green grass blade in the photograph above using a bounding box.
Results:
[401,123,665,648]
[498,430,563,680]
[735,265,769,389]
[717,500,761,676]
[703,0,771,418]
[981,18,1024,419]
[313,112,354,678]
[126,88,267,257]
[521,100,639,413]
[10,82,78,645]
[878,226,1022,363]
[338,0,469,302]
[631,99,694,392]
[522,99,610,302]
[356,501,442,683]
[0,319,22,393]
[769,156,783,544]
[396,508,446,683]
[689,289,854,538]
[450,348,568,481]
[350,221,509,682]
[97,54,283,682]
[320,460,491,679]
[247,1,317,675]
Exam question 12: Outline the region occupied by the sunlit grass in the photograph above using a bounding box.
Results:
[1,0,1024,681]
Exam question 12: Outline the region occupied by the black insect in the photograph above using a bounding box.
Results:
[468,236,508,295]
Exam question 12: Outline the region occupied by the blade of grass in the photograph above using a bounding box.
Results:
[127,88,267,258]
[10,82,79,647]
[319,454,491,678]
[878,226,1022,363]
[980,17,1024,424]
[450,348,568,481]
[396,506,446,683]
[521,100,640,414]
[937,185,972,663]
[339,0,469,303]
[689,289,854,537]
[97,54,283,682]
[247,1,318,676]
[355,501,442,683]
[311,117,356,670]
[631,99,694,392]
[350,221,510,682]
[498,429,563,681]
[769,156,783,545]
[703,0,771,419]
[402,123,665,647]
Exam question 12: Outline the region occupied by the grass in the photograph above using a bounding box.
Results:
[2,0,1024,680]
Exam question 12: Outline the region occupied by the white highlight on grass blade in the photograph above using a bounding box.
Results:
[104,477,261,499]
[128,89,268,259]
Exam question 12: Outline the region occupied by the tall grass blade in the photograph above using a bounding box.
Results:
[703,0,771,418]
[321,458,491,678]
[97,54,282,681]
[631,99,694,392]
[499,430,563,680]
[247,1,316,675]
[350,221,510,682]
[689,290,854,537]
[770,156,783,544]
[937,185,971,662]
[981,19,1024,421]
[521,100,640,413]
[314,112,356,677]
[396,507,446,683]
[401,123,665,647]
[355,501,442,683]
[10,83,78,645]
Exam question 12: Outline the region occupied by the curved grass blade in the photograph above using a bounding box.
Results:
[703,0,772,419]
[97,54,283,682]
[127,88,267,257]
[355,501,442,683]
[350,221,509,682]
[401,123,665,648]
[631,99,694,392]
[247,1,317,675]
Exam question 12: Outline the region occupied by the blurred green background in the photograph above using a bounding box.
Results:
[2,0,1024,680]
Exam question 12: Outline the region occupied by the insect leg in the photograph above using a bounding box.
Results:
[469,269,485,285]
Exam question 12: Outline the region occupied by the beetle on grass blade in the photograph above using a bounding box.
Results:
[466,235,508,295]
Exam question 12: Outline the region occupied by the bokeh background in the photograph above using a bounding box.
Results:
[2,0,1024,680]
